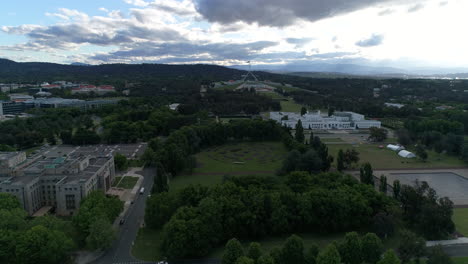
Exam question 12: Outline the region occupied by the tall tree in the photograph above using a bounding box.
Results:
[397,230,426,264]
[393,180,401,200]
[337,149,345,172]
[295,120,305,143]
[308,131,314,145]
[377,250,401,264]
[379,175,388,193]
[236,256,255,264]
[317,244,341,264]
[257,255,275,264]
[85,217,115,250]
[415,145,428,162]
[246,242,262,263]
[223,238,244,264]
[15,225,74,264]
[114,153,128,171]
[305,243,319,264]
[301,107,307,116]
[361,233,383,264]
[338,232,362,264]
[281,234,305,264]
[369,127,388,142]
[360,163,374,186]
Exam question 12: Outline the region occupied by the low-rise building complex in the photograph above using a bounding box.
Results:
[270,110,381,130]
[0,147,115,216]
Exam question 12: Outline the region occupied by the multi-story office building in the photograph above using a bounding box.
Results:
[0,149,115,216]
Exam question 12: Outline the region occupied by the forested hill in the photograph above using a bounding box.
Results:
[0,58,248,83]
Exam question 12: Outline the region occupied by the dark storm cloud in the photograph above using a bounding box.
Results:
[355,34,384,47]
[91,41,279,62]
[194,0,426,27]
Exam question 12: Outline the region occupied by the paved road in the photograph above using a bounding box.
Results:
[443,244,468,257]
[94,167,156,264]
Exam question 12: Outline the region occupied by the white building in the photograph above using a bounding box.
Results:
[387,144,405,152]
[398,150,416,158]
[270,111,381,130]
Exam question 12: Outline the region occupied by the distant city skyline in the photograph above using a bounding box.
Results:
[0,0,467,70]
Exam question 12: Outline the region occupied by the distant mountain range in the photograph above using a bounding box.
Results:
[0,58,247,82]
[2,58,468,83]
[230,62,468,78]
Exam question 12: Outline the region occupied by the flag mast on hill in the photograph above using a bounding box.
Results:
[242,60,259,82]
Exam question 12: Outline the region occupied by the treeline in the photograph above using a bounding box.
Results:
[146,173,395,259]
[396,118,467,160]
[0,191,122,264]
[0,108,92,149]
[181,90,281,115]
[222,230,452,264]
[143,120,289,176]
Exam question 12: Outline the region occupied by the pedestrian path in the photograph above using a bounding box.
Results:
[427,237,468,247]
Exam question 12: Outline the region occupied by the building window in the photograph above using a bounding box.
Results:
[65,195,76,210]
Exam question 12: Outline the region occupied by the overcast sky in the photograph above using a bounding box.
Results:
[0,0,466,68]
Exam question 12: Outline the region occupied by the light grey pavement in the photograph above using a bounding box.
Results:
[376,169,468,205]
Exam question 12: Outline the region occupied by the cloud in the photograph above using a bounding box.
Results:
[2,8,187,50]
[194,0,428,27]
[124,0,149,7]
[151,0,199,17]
[286,37,315,48]
[90,40,279,63]
[407,3,424,12]
[356,34,384,47]
[378,8,395,16]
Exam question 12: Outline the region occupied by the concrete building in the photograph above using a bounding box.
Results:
[0,149,115,216]
[270,110,381,130]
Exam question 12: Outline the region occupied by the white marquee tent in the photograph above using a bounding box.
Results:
[398,150,416,158]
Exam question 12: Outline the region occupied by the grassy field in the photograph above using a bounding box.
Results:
[327,143,466,169]
[170,141,287,190]
[260,91,304,112]
[132,228,163,261]
[453,208,468,236]
[453,257,468,264]
[112,176,139,189]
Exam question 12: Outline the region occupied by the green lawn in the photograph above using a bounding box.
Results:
[112,177,122,187]
[280,99,303,112]
[327,143,466,169]
[453,208,468,236]
[132,228,163,261]
[170,141,287,190]
[112,176,139,189]
[453,257,468,264]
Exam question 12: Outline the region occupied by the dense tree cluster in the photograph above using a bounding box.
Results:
[145,173,394,259]
[72,191,123,249]
[221,232,408,264]
[0,193,75,264]
[398,181,455,240]
[280,136,333,175]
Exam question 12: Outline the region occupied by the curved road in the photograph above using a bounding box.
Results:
[94,167,156,264]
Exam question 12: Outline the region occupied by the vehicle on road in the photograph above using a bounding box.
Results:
[139,187,145,194]
[119,218,125,225]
